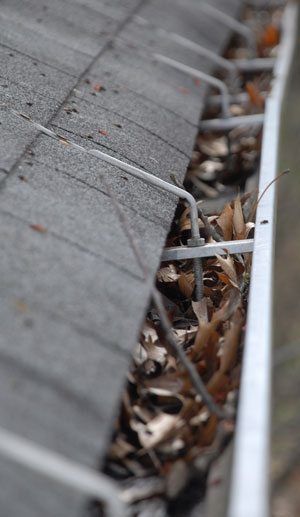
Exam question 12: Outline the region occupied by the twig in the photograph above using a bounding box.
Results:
[152,288,229,420]
[100,175,149,279]
[170,173,185,190]
[247,169,290,222]
[197,205,222,242]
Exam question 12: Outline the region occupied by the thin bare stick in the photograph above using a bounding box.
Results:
[248,169,290,222]
[170,173,185,190]
[152,288,229,420]
[197,205,222,242]
[100,175,149,280]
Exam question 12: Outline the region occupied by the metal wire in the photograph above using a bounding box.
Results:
[232,57,276,72]
[154,53,231,118]
[207,91,266,109]
[198,1,257,53]
[0,426,127,517]
[134,15,239,89]
[199,113,264,131]
[3,106,204,299]
[162,239,254,261]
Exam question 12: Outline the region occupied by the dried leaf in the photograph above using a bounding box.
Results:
[136,414,182,449]
[109,437,135,460]
[190,408,210,426]
[199,415,218,446]
[133,343,148,366]
[246,81,265,109]
[144,387,180,399]
[142,323,158,345]
[260,24,280,48]
[193,320,218,357]
[143,343,168,366]
[197,160,224,180]
[122,459,148,478]
[212,290,241,323]
[233,196,246,240]
[192,298,208,326]
[157,265,180,283]
[206,371,229,396]
[173,326,198,346]
[18,175,28,182]
[217,203,233,241]
[244,221,255,238]
[93,83,105,92]
[178,272,194,298]
[191,176,219,198]
[143,372,183,393]
[30,223,47,233]
[198,135,228,157]
[216,255,238,288]
[230,104,245,116]
[132,405,153,424]
[220,310,243,374]
[179,207,191,232]
[179,207,202,232]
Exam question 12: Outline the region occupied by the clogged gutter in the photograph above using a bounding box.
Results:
[99,5,284,516]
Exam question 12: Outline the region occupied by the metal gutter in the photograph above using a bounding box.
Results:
[228,3,298,517]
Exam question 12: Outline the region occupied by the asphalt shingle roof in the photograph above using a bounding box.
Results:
[0,0,240,513]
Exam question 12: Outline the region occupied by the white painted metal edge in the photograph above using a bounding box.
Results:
[228,3,298,517]
[0,426,127,517]
[161,239,254,261]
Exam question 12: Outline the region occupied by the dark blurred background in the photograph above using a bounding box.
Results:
[272,17,300,517]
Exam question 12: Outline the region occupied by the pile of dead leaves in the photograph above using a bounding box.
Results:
[226,4,283,60]
[105,195,254,508]
[103,6,284,514]
[186,130,262,200]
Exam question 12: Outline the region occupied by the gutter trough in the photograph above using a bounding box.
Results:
[0,1,297,516]
[228,3,298,517]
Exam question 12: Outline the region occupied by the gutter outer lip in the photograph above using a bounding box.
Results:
[227,4,298,517]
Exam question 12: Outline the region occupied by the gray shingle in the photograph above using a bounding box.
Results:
[0,453,87,517]
[0,46,75,99]
[0,0,241,514]
[0,0,119,56]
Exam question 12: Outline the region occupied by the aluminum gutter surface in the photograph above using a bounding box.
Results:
[228,4,298,517]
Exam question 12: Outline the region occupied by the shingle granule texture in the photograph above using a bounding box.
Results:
[0,0,241,513]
